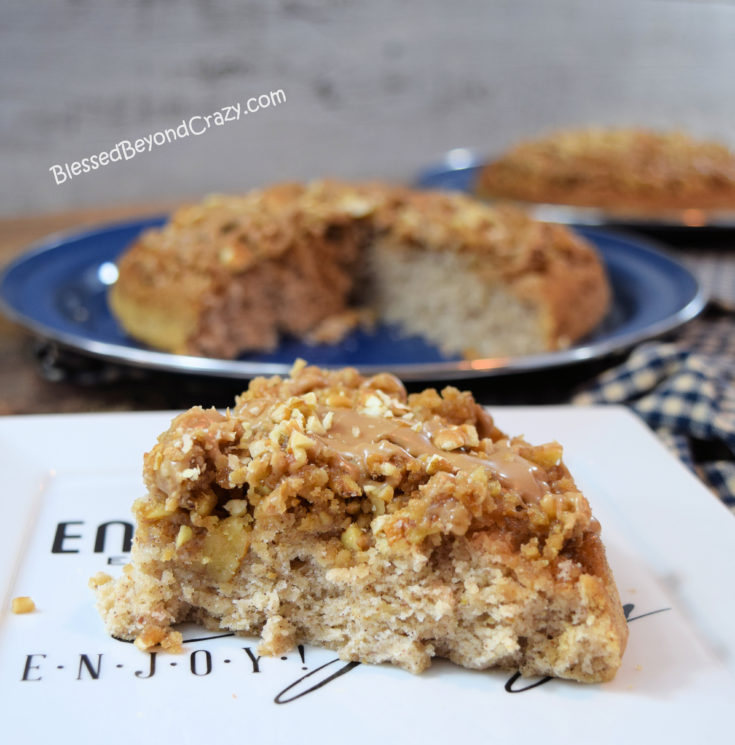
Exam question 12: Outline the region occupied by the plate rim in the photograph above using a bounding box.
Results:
[0,216,707,381]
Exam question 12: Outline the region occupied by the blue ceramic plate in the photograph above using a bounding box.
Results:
[418,147,735,228]
[0,216,706,380]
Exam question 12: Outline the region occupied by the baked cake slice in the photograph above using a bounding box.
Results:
[93,362,628,682]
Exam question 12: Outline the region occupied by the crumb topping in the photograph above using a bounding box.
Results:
[135,362,595,582]
[118,180,601,290]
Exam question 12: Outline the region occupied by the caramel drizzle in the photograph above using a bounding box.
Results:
[318,409,548,502]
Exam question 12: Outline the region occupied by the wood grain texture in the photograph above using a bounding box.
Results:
[3,0,735,216]
[0,203,185,415]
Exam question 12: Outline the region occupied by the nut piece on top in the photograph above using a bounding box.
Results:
[11,596,36,614]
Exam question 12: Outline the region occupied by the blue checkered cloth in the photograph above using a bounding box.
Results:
[574,311,735,513]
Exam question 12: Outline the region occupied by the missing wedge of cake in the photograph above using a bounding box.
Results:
[92,362,628,683]
[109,182,610,359]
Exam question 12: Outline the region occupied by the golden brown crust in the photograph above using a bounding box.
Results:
[110,181,610,357]
[94,363,628,682]
[476,127,735,211]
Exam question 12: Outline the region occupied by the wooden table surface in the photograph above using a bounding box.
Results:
[0,203,196,416]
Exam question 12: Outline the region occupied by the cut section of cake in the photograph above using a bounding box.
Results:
[93,362,628,682]
[109,182,610,359]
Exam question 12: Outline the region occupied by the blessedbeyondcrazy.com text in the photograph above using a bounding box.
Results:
[48,89,286,185]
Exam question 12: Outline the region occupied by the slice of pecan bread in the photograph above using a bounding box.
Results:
[93,362,628,682]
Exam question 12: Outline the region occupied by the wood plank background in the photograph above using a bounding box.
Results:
[3,0,735,217]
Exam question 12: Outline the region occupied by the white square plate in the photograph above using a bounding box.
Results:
[1,407,734,743]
